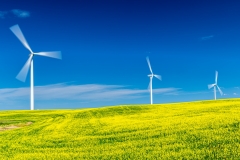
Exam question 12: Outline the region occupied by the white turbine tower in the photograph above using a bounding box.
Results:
[208,71,223,100]
[10,24,62,110]
[146,57,161,104]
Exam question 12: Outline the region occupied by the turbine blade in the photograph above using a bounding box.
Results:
[146,57,153,74]
[208,84,215,89]
[154,74,162,80]
[216,85,223,96]
[215,71,218,84]
[16,55,33,82]
[34,51,62,59]
[148,81,150,92]
[9,24,33,53]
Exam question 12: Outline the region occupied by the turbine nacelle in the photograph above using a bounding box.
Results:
[208,83,216,89]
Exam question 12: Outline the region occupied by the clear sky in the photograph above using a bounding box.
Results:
[1,0,240,110]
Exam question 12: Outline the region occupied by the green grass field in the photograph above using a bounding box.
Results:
[0,99,240,159]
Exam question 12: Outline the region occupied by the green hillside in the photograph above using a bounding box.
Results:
[0,99,240,159]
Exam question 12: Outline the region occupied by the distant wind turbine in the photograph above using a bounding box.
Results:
[146,57,161,104]
[208,71,223,100]
[10,24,62,110]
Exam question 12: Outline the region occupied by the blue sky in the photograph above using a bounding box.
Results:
[1,0,240,110]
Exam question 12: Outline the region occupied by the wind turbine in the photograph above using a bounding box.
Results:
[208,71,223,100]
[10,24,62,110]
[146,57,161,104]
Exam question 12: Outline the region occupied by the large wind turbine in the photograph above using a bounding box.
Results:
[208,71,223,100]
[146,57,161,104]
[10,24,62,110]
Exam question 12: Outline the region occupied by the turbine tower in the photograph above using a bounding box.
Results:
[208,71,223,100]
[146,57,161,104]
[10,24,62,110]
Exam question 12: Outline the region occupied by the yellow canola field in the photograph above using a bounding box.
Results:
[0,98,240,159]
